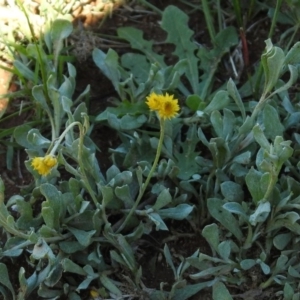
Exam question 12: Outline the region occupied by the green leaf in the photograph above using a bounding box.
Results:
[218,241,231,261]
[263,104,284,140]
[148,212,168,231]
[161,5,198,94]
[27,129,50,148]
[261,39,285,94]
[210,110,223,137]
[253,124,271,150]
[186,94,205,111]
[164,244,177,279]
[204,90,230,114]
[249,202,271,226]
[202,224,219,253]
[32,238,52,260]
[99,274,122,296]
[152,188,172,211]
[115,185,134,208]
[158,204,194,220]
[121,53,150,83]
[61,258,86,276]
[107,113,147,131]
[173,281,214,300]
[221,181,244,202]
[32,85,50,113]
[284,41,300,65]
[93,48,122,95]
[0,263,15,300]
[227,78,245,120]
[115,234,137,272]
[67,227,96,246]
[40,184,62,231]
[284,283,295,300]
[59,241,85,254]
[13,60,36,82]
[51,19,73,68]
[240,259,256,270]
[212,282,233,300]
[273,233,292,251]
[118,27,165,66]
[190,265,233,279]
[207,198,243,241]
[223,202,248,220]
[245,167,264,204]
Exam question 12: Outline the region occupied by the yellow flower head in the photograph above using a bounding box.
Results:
[31,155,57,176]
[90,289,100,299]
[146,92,162,111]
[146,92,180,119]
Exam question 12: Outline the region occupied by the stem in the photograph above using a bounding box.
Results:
[268,0,283,39]
[201,0,216,45]
[137,0,163,15]
[49,121,81,155]
[249,91,268,122]
[116,118,166,233]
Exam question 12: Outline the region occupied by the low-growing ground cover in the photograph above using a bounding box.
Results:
[1,0,300,299]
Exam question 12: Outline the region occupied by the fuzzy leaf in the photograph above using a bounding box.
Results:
[213,282,233,300]
[118,27,165,66]
[164,244,176,278]
[99,274,122,296]
[67,227,96,247]
[221,181,244,202]
[207,198,243,241]
[0,263,15,300]
[245,168,264,204]
[223,202,248,220]
[285,41,300,65]
[61,258,86,276]
[218,241,231,261]
[249,201,271,226]
[202,224,219,253]
[204,90,230,114]
[261,39,285,94]
[149,212,169,231]
[227,78,245,120]
[40,184,62,231]
[161,5,198,94]
[158,204,194,220]
[263,104,284,140]
[240,259,256,270]
[153,188,172,211]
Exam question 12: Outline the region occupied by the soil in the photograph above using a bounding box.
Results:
[0,0,288,299]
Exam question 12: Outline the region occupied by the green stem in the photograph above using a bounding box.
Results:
[249,91,268,122]
[116,118,166,233]
[137,0,163,15]
[201,0,216,45]
[232,0,243,29]
[49,121,81,155]
[268,0,283,39]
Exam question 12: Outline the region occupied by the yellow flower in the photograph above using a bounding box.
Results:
[146,92,180,119]
[31,155,57,176]
[146,92,162,111]
[90,289,99,299]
